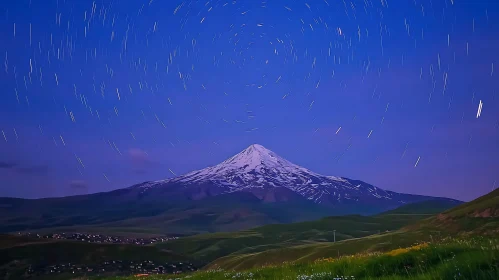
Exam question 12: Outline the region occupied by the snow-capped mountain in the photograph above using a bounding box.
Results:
[0,144,462,234]
[138,144,455,209]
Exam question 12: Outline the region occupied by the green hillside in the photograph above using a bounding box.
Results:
[203,189,499,271]
[378,199,462,215]
[442,188,499,218]
[154,199,461,265]
[205,229,431,270]
[156,212,431,264]
[408,188,499,236]
[3,192,336,237]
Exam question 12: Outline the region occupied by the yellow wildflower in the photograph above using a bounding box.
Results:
[386,243,429,256]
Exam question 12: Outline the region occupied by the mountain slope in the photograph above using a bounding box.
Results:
[0,191,332,234]
[409,188,499,235]
[441,188,499,218]
[378,199,463,215]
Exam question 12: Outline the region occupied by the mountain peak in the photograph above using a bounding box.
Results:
[143,144,457,208]
[245,144,269,153]
[221,144,295,172]
[169,144,315,186]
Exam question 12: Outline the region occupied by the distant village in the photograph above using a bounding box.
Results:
[9,232,194,278]
[25,260,197,278]
[17,232,179,245]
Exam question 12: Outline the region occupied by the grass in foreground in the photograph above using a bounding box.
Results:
[205,229,436,271]
[103,238,498,280]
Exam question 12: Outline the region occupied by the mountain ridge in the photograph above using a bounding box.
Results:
[0,144,461,235]
[130,144,460,208]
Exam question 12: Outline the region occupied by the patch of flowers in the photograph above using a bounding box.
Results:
[297,273,355,280]
[171,276,192,280]
[314,251,381,263]
[229,271,254,279]
[385,242,429,256]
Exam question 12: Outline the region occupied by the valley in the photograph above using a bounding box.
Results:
[2,189,497,279]
[1,146,496,280]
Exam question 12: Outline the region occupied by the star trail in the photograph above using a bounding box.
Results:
[0,0,498,201]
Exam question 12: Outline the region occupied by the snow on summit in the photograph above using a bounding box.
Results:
[170,144,324,185]
[222,144,290,171]
[213,144,314,173]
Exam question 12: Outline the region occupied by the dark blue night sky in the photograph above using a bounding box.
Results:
[0,0,498,201]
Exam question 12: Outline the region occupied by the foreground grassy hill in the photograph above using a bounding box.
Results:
[202,189,498,271]
[104,238,499,280]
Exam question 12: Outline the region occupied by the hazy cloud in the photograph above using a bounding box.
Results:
[128,148,159,174]
[128,148,150,163]
[69,180,87,189]
[16,165,49,175]
[0,160,48,175]
[0,161,17,169]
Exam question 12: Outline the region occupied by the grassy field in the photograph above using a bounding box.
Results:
[205,229,436,270]
[152,199,461,265]
[102,237,499,280]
